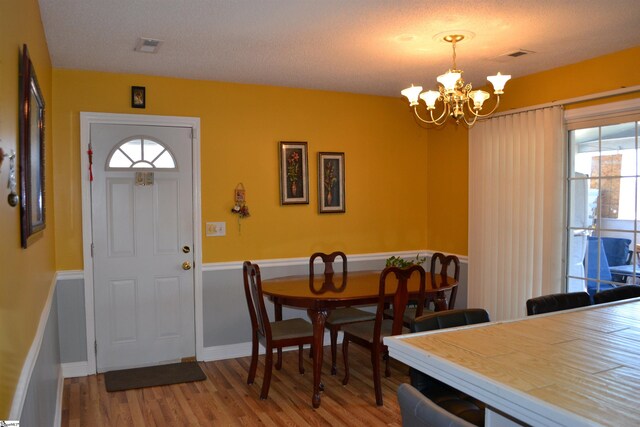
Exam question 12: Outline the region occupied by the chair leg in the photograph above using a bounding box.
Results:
[371,348,383,406]
[298,344,305,374]
[247,335,259,385]
[330,327,338,375]
[342,336,350,385]
[260,347,273,400]
[276,348,282,370]
[384,350,391,377]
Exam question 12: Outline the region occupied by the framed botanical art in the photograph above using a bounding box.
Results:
[318,152,345,213]
[279,141,309,204]
[19,44,46,248]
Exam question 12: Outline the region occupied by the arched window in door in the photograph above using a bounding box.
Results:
[107,137,177,169]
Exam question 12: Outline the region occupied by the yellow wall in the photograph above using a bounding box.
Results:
[0,0,55,417]
[426,46,640,256]
[52,71,428,268]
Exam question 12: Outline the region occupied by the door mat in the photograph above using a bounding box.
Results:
[104,361,206,392]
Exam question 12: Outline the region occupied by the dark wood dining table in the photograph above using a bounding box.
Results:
[261,269,456,408]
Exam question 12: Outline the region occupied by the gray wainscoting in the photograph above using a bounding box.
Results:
[18,288,62,426]
[56,278,87,363]
[56,253,469,365]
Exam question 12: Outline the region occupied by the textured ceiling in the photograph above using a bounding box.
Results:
[39,0,640,97]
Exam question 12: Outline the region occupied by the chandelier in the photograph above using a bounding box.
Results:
[401,34,511,127]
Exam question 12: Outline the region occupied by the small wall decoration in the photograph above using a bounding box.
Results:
[1,147,19,207]
[231,183,250,218]
[19,44,46,248]
[279,141,309,205]
[231,183,250,233]
[131,86,146,108]
[318,152,345,213]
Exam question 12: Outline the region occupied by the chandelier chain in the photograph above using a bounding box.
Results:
[452,39,457,70]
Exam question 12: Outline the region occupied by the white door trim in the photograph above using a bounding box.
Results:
[80,112,203,374]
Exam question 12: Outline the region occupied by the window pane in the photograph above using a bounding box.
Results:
[143,139,164,162]
[608,176,637,221]
[132,162,153,168]
[153,151,176,168]
[107,137,177,170]
[120,139,142,162]
[108,149,132,168]
[569,178,596,229]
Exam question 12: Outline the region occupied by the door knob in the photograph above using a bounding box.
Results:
[182,261,192,270]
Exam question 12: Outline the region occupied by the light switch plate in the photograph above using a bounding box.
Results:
[206,222,226,237]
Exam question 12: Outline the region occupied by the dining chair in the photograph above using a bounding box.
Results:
[408,309,490,426]
[525,291,591,316]
[397,383,476,427]
[593,285,640,304]
[243,261,315,399]
[393,253,460,327]
[341,265,426,406]
[310,251,375,375]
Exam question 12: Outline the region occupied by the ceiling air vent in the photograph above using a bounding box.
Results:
[134,37,163,54]
[502,49,535,58]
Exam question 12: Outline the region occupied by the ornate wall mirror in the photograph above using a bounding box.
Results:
[19,44,46,248]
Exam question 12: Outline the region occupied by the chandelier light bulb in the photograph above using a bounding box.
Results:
[469,90,490,110]
[419,90,440,109]
[437,71,461,94]
[487,72,511,94]
[401,85,423,106]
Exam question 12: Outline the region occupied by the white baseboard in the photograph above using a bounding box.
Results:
[200,332,334,361]
[61,361,91,378]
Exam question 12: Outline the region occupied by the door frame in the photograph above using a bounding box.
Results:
[80,112,203,374]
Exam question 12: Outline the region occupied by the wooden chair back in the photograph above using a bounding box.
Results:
[243,261,272,344]
[429,252,460,310]
[309,251,347,276]
[375,265,426,341]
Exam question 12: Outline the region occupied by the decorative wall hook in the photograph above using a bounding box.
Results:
[231,183,250,233]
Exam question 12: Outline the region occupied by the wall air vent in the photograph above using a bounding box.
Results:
[134,37,163,54]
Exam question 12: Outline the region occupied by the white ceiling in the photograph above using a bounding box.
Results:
[38,0,640,97]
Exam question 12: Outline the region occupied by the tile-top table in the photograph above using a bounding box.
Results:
[385,298,640,426]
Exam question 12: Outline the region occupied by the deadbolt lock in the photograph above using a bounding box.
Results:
[182,246,191,253]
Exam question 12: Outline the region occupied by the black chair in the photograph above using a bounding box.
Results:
[243,261,314,399]
[342,265,426,406]
[310,251,375,375]
[397,383,476,427]
[525,292,591,316]
[593,285,640,304]
[408,309,490,426]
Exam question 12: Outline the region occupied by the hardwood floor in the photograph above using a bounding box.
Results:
[62,345,408,426]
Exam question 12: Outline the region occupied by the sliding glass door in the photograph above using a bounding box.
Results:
[567,121,639,295]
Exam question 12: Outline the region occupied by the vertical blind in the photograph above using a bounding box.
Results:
[468,106,565,320]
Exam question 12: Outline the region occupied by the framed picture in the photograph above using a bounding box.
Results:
[279,141,309,204]
[131,86,146,108]
[318,152,345,213]
[19,44,46,248]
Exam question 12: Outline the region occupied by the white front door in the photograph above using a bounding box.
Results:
[91,123,195,372]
